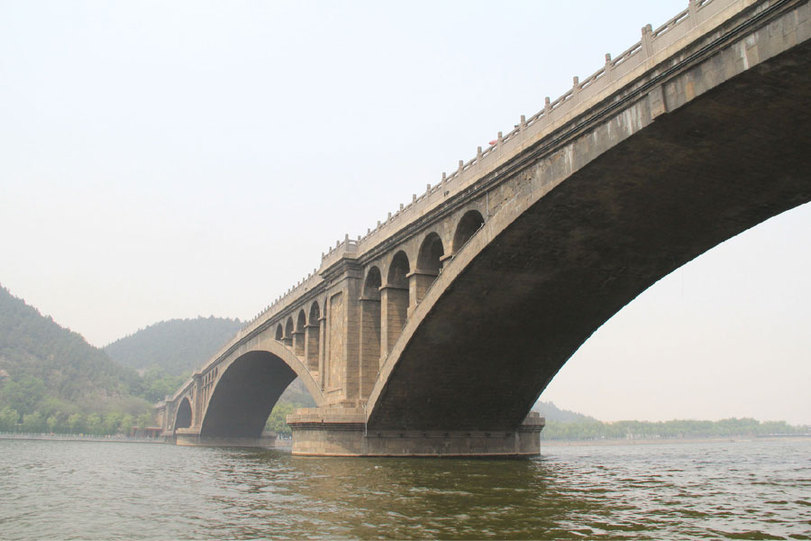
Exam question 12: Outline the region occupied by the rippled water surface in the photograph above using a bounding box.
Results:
[1,438,809,539]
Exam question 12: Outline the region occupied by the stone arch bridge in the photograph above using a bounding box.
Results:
[156,0,810,456]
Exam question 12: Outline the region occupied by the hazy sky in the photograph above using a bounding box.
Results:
[1,1,808,425]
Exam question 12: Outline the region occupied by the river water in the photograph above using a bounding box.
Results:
[0,438,808,540]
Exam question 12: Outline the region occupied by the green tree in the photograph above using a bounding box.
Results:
[21,411,46,432]
[103,412,123,435]
[0,376,46,414]
[68,412,85,434]
[136,412,154,429]
[119,414,134,435]
[265,402,295,437]
[85,413,104,435]
[0,407,19,431]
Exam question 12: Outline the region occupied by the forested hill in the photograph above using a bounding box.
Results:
[0,285,147,416]
[105,317,242,375]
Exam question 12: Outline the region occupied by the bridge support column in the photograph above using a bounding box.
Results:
[379,285,409,355]
[287,409,544,457]
[292,330,305,357]
[304,323,320,372]
[358,297,381,399]
[407,270,438,315]
[318,314,327,389]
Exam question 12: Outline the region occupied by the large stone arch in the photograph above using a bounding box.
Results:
[200,342,324,440]
[366,49,811,432]
[174,396,192,432]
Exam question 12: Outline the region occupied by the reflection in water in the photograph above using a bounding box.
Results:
[0,439,809,540]
[285,456,589,539]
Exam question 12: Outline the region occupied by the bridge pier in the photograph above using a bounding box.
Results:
[287,410,544,457]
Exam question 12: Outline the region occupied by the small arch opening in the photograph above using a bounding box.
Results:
[452,210,485,253]
[360,267,383,396]
[387,251,410,288]
[306,302,321,371]
[415,233,445,304]
[383,253,410,355]
[294,310,307,356]
[364,267,382,299]
[418,232,444,273]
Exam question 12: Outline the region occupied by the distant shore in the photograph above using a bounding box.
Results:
[541,435,811,447]
[0,432,164,444]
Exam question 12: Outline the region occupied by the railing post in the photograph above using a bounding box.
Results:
[688,0,699,27]
[605,53,614,81]
[641,24,653,58]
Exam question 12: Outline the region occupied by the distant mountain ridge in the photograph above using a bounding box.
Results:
[105,317,242,376]
[104,315,315,408]
[534,400,599,423]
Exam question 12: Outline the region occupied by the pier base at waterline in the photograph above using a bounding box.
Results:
[287,409,544,457]
[173,428,278,448]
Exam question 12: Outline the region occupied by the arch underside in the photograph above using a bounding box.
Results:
[174,397,192,431]
[368,42,811,432]
[200,351,297,439]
